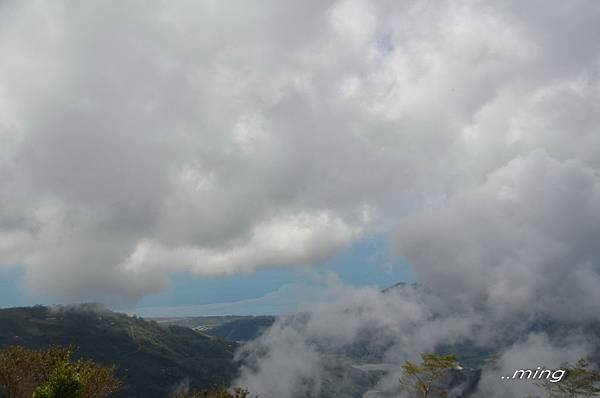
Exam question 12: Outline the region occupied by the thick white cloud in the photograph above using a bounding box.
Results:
[395,150,600,321]
[0,0,599,306]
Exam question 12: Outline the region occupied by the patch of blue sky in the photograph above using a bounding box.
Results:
[0,267,46,307]
[375,32,395,54]
[1,233,414,315]
[131,233,414,316]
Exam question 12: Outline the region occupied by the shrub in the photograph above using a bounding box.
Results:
[0,345,121,398]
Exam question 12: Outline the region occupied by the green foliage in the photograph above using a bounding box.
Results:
[0,345,72,398]
[75,360,122,398]
[32,362,85,398]
[0,305,238,397]
[399,353,459,398]
[534,359,600,398]
[32,359,122,398]
[0,345,121,398]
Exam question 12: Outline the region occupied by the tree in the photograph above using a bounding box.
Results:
[32,361,85,398]
[0,345,121,398]
[75,359,122,398]
[534,359,600,398]
[399,353,459,398]
[0,345,71,398]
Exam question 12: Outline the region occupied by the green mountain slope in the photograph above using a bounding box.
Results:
[0,304,238,398]
[207,316,275,342]
[152,316,276,342]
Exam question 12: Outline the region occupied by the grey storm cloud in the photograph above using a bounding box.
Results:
[1,0,600,317]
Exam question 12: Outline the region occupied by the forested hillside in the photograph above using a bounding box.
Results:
[0,305,238,398]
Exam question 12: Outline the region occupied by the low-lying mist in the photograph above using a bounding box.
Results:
[234,281,597,397]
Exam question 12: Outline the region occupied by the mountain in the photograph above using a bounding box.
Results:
[207,316,275,342]
[0,304,238,398]
[150,315,276,342]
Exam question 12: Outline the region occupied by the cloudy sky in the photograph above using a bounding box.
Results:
[1,0,599,318]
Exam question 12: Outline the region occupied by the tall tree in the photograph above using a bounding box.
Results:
[534,359,600,398]
[399,353,459,398]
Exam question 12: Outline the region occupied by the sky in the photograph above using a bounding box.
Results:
[0,233,413,314]
[0,231,413,314]
[0,0,600,323]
